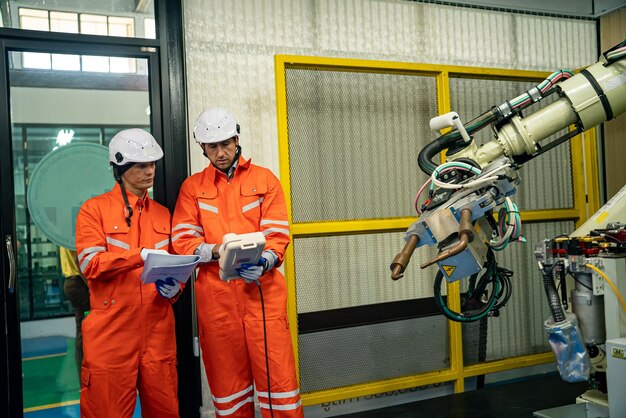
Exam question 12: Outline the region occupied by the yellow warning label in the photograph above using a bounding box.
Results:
[442,265,456,277]
[613,347,625,360]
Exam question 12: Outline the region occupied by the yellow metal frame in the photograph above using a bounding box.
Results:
[275,54,599,406]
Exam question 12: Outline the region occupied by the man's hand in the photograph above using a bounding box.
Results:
[155,277,181,298]
[236,252,276,283]
[195,243,220,263]
[141,248,169,261]
[237,260,265,283]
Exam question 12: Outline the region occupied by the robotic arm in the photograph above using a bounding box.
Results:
[391,40,626,321]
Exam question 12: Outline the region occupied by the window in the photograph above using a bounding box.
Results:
[18,8,49,31]
[79,14,108,35]
[18,8,138,73]
[144,18,156,39]
[50,11,79,33]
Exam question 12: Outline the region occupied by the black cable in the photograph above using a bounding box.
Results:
[434,270,497,322]
[556,264,568,311]
[419,107,506,175]
[601,234,626,244]
[602,38,626,65]
[491,267,513,312]
[572,275,593,291]
[434,248,514,322]
[470,250,498,299]
[255,281,274,417]
[541,264,566,322]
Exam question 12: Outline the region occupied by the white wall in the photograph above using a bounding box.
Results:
[183,0,596,177]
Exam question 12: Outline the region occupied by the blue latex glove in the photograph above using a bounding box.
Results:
[155,277,181,298]
[237,257,267,283]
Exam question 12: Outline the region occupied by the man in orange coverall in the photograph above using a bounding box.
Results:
[76,129,181,418]
[172,108,303,417]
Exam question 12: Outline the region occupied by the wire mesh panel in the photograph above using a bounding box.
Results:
[299,316,448,392]
[282,59,589,398]
[294,232,438,313]
[461,220,575,365]
[285,66,445,393]
[286,68,438,223]
[449,77,574,211]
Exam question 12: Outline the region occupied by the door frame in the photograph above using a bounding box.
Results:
[0,0,199,415]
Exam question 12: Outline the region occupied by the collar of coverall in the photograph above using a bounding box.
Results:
[112,182,150,209]
[207,154,250,182]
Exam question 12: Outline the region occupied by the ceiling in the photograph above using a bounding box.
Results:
[437,0,626,18]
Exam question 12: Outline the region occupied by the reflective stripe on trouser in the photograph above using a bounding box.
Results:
[196,268,303,418]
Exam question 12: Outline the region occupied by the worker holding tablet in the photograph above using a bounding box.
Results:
[172,108,303,417]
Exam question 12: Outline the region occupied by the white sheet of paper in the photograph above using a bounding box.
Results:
[139,253,201,284]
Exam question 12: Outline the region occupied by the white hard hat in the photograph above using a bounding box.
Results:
[193,108,240,144]
[109,128,163,166]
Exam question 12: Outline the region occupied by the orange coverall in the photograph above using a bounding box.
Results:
[172,156,303,417]
[75,183,178,418]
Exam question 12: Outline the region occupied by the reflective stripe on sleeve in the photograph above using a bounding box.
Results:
[77,246,106,263]
[79,251,100,273]
[260,219,289,226]
[262,227,290,237]
[155,237,170,249]
[172,223,204,243]
[172,223,204,234]
[172,230,201,242]
[106,237,130,250]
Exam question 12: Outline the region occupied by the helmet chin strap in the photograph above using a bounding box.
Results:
[112,164,134,227]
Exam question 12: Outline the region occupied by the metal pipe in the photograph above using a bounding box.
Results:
[390,234,420,280]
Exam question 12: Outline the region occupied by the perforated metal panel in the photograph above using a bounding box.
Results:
[299,316,448,392]
[461,220,575,364]
[294,232,438,313]
[286,68,438,223]
[449,77,574,211]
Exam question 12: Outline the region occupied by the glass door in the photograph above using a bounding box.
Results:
[0,40,160,417]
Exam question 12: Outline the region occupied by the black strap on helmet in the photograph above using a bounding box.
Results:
[111,163,134,227]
